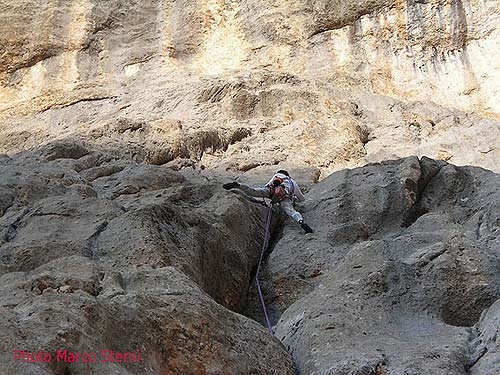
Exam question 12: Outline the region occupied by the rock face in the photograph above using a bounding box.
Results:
[1,1,500,374]
[258,156,500,374]
[3,0,499,117]
[0,0,499,177]
[0,143,295,374]
[1,139,499,374]
[472,299,500,375]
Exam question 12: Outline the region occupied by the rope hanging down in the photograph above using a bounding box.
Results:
[256,203,274,335]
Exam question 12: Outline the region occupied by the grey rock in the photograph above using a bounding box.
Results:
[0,145,296,374]
[262,157,500,374]
[1,0,500,373]
[470,299,500,374]
[0,260,294,375]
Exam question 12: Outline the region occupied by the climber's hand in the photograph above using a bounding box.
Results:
[223,182,239,190]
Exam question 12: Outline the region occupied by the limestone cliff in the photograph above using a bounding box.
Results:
[0,0,499,175]
[3,0,500,117]
[1,1,500,375]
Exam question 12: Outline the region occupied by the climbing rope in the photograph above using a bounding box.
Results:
[256,203,274,335]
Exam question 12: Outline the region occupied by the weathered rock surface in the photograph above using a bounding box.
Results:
[1,138,499,374]
[0,0,499,178]
[3,0,500,118]
[0,143,295,374]
[472,299,500,374]
[255,156,500,374]
[1,1,500,374]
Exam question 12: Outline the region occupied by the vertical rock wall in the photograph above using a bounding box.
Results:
[297,0,500,117]
[1,0,500,118]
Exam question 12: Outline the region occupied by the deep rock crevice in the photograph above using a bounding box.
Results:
[83,221,109,260]
[242,206,288,327]
[402,157,444,228]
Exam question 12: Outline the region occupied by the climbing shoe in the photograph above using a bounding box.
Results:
[299,220,314,234]
[223,181,239,190]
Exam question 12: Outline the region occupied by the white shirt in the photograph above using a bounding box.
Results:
[265,173,305,202]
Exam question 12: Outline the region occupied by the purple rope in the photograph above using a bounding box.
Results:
[256,204,274,335]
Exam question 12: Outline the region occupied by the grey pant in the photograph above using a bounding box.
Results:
[238,183,304,222]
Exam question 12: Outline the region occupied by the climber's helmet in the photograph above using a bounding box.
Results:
[276,169,289,177]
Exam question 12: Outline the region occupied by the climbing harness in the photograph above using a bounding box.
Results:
[256,202,274,335]
[270,184,289,203]
[269,177,291,204]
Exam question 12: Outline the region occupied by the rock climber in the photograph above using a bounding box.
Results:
[223,170,314,233]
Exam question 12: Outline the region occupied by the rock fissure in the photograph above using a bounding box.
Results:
[426,247,448,263]
[40,96,120,114]
[83,221,109,260]
[3,207,31,244]
[243,205,287,328]
[468,346,487,372]
[402,157,444,228]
